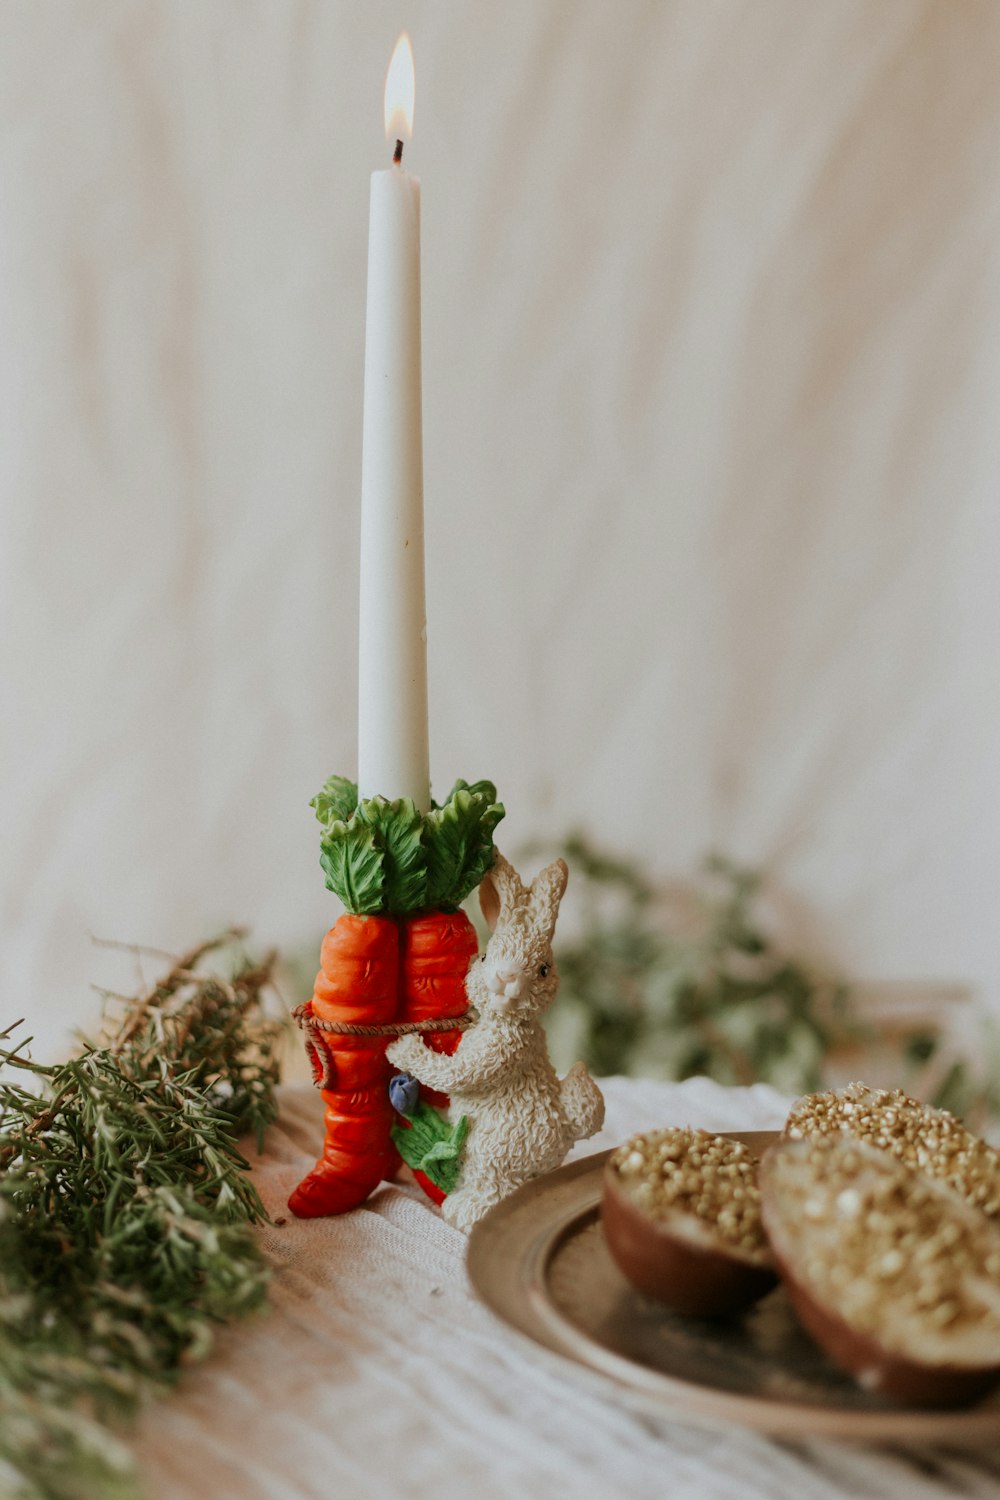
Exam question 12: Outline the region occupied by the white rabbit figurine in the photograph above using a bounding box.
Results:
[387,851,605,1232]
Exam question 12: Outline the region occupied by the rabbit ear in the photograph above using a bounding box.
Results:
[479,850,524,931]
[479,868,501,931]
[529,858,569,933]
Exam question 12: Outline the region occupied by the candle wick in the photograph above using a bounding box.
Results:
[393,138,404,165]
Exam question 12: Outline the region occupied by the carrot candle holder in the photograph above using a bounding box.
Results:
[290,45,604,1227]
[288,775,605,1229]
[288,775,503,1219]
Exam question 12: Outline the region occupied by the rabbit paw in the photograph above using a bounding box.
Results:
[440,1184,497,1233]
[386,1033,426,1073]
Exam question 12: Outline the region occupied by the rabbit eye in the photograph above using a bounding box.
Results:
[539,963,550,978]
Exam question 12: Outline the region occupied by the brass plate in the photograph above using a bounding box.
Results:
[466,1134,1000,1444]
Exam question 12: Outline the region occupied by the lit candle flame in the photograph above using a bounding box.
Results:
[384,33,415,147]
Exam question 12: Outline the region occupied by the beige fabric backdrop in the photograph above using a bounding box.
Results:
[3,0,1000,1059]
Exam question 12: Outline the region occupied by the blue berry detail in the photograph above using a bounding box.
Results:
[389,1072,422,1118]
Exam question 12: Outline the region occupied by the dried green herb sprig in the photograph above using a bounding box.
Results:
[0,931,284,1500]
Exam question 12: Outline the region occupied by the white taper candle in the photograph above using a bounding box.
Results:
[357,36,430,811]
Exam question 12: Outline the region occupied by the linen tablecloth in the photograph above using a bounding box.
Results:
[133,1078,1000,1500]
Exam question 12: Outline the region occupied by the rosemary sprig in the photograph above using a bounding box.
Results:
[0,931,284,1500]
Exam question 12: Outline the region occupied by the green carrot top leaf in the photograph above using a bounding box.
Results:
[424,781,505,910]
[318,819,385,914]
[314,776,504,915]
[355,797,427,914]
[311,775,359,832]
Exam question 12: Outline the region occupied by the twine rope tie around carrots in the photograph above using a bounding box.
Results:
[291,1003,476,1039]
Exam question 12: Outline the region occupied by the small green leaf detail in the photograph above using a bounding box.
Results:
[355,797,428,914]
[424,784,505,910]
[318,820,384,913]
[310,775,359,832]
[391,1104,468,1196]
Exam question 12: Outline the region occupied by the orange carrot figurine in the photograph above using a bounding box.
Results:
[400,911,478,1107]
[288,776,504,1219]
[288,914,400,1218]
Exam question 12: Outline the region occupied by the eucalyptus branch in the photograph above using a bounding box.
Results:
[544,837,1000,1133]
[543,839,856,1092]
